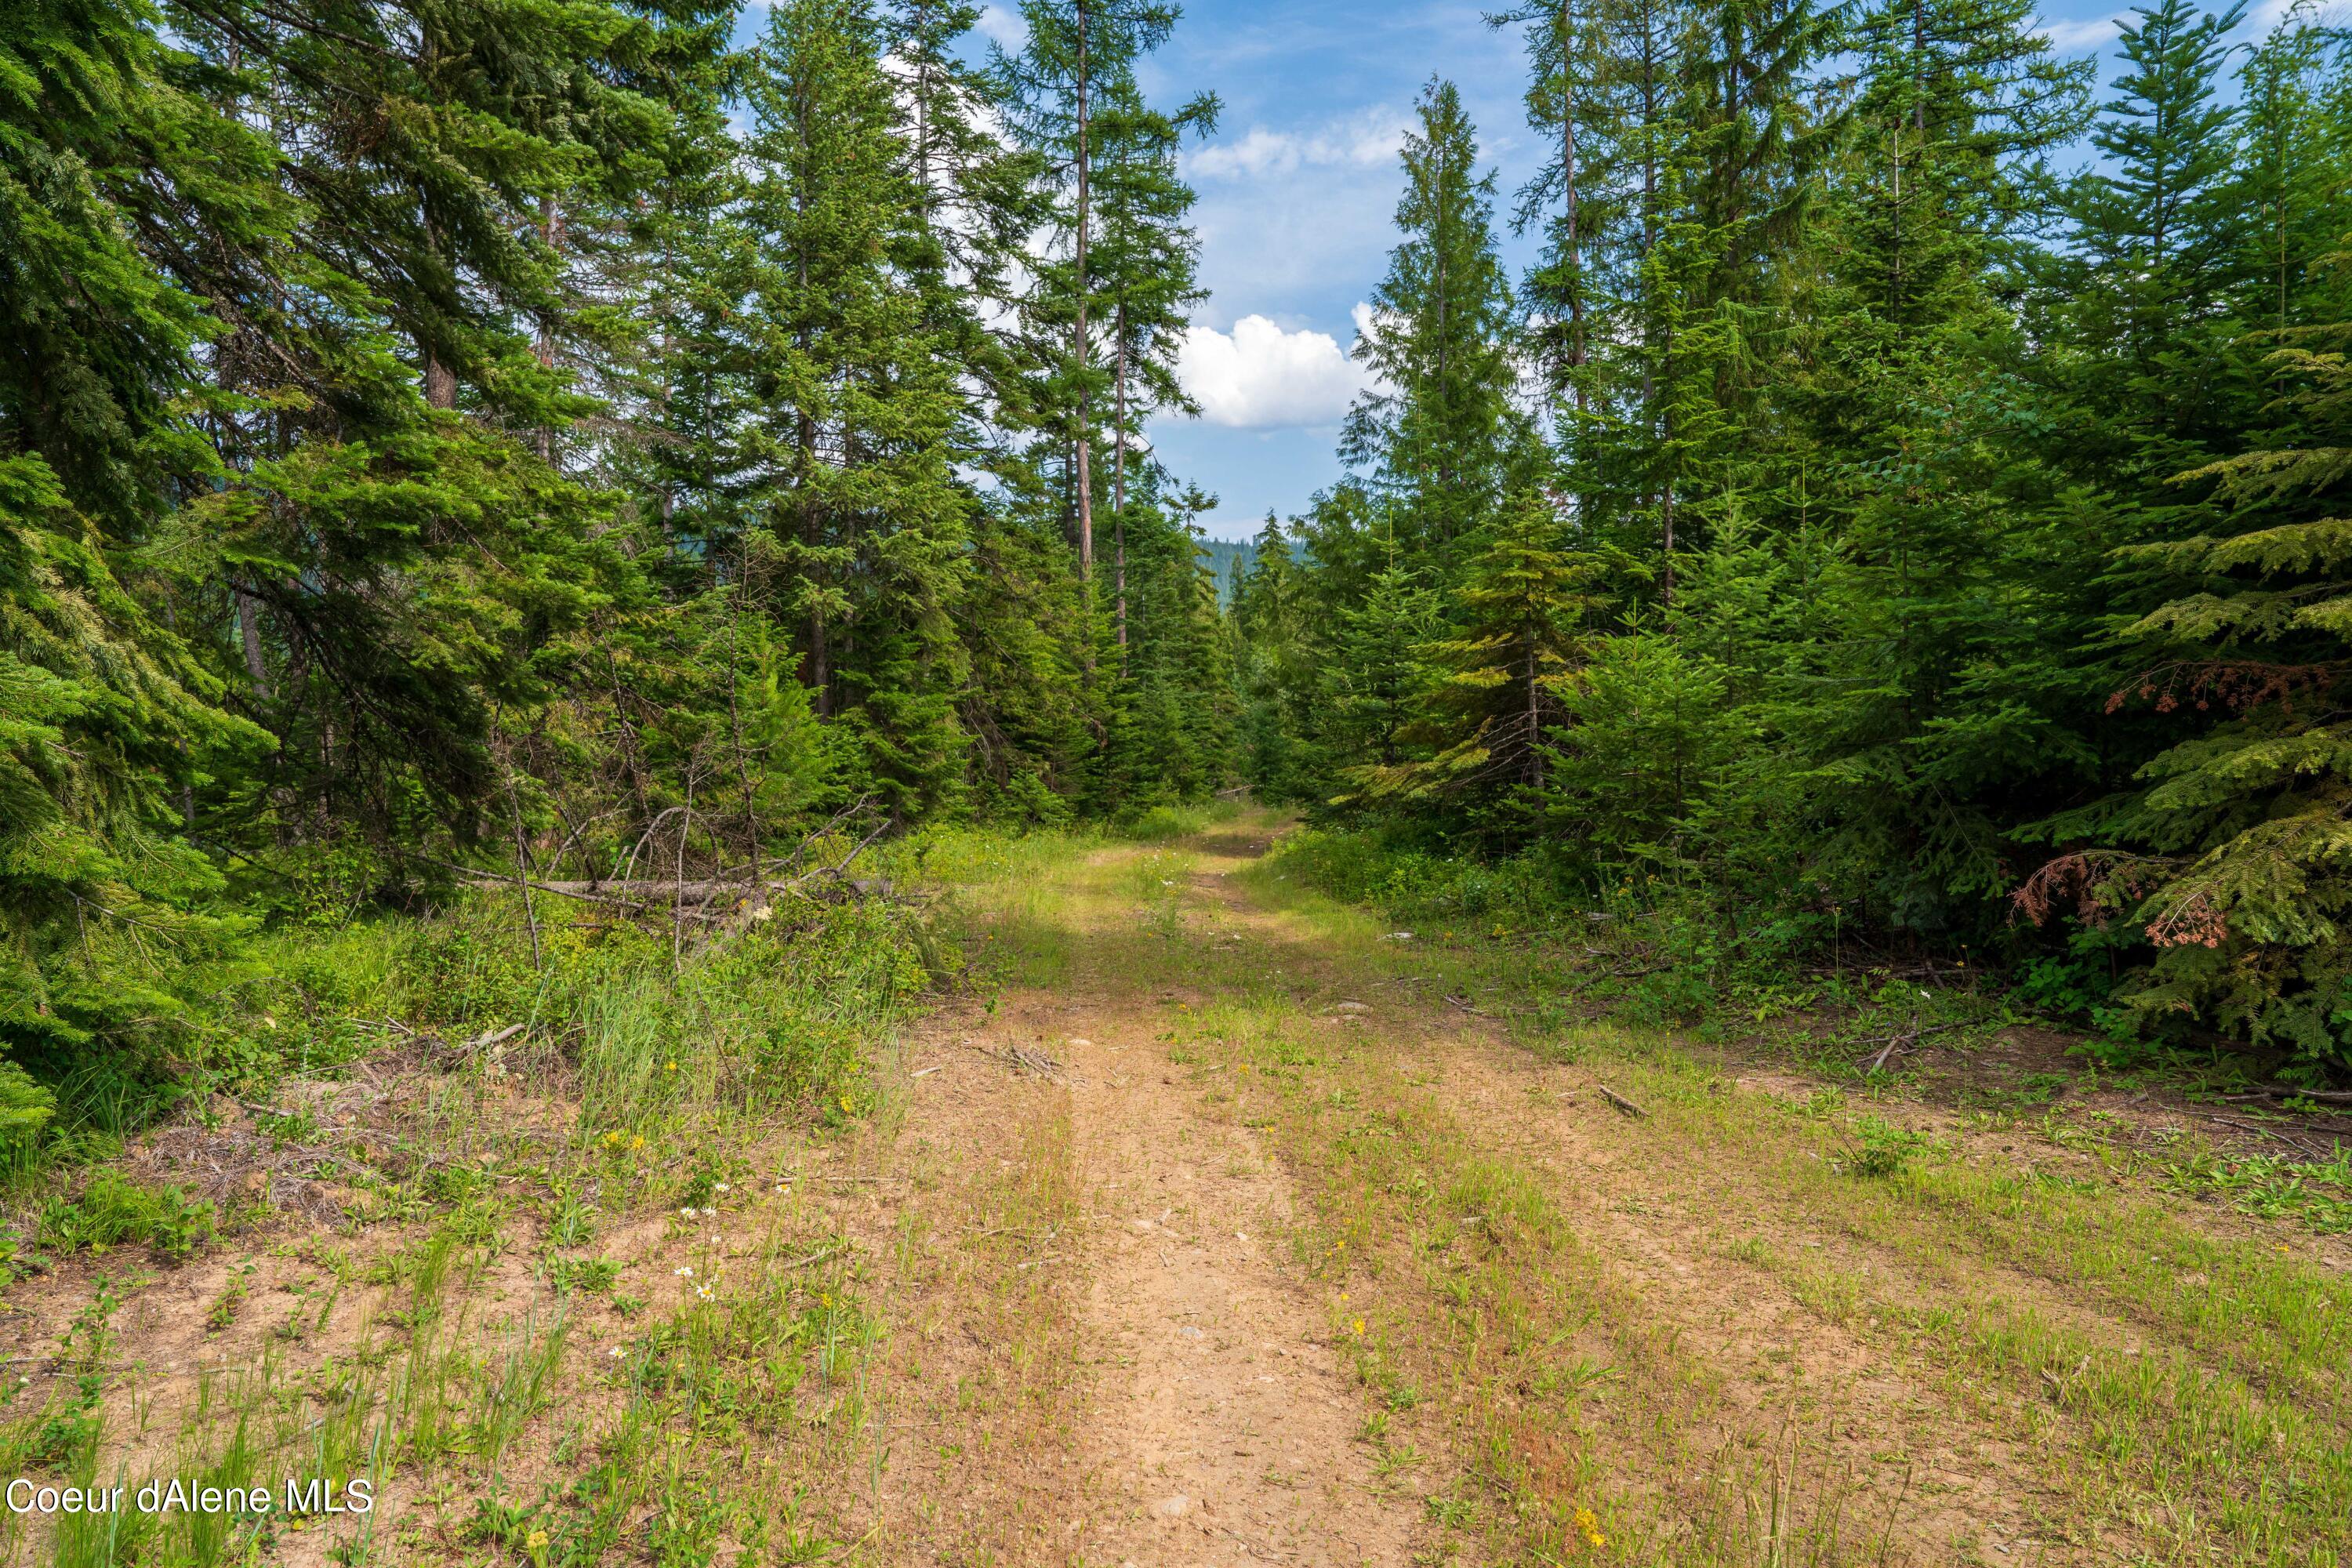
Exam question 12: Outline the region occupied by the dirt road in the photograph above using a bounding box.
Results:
[15,814,2347,1567]
[858,817,2351,1567]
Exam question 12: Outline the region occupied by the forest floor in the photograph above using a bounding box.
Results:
[4,808,2349,1566]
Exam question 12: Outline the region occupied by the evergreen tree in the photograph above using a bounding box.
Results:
[1341,79,1524,560]
[0,0,274,1059]
[739,0,975,818]
[994,0,1185,615]
[1489,0,1614,413]
[2031,289,2352,1067]
[1323,530,1443,804]
[1392,488,1611,817]
[2055,0,2253,482]
[1092,75,1218,654]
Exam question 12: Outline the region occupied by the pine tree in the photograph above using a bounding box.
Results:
[2057,0,2253,475]
[1341,78,1523,559]
[2031,292,2352,1066]
[993,0,1185,616]
[1092,75,1218,655]
[0,0,274,1059]
[2234,11,2352,336]
[1489,0,1614,413]
[1392,488,1611,818]
[1323,528,1443,804]
[739,0,975,818]
[1231,514,1319,800]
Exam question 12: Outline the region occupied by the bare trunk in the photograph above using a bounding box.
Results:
[235,589,270,701]
[1073,7,1095,641]
[1113,297,1129,656]
[535,193,561,462]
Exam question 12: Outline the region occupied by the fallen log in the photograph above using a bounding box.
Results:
[1597,1083,1646,1119]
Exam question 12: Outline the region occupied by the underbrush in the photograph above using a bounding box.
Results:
[1265,824,1849,1025]
[0,882,938,1276]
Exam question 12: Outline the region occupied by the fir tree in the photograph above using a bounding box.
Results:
[740,0,975,817]
[1342,79,1523,559]
[1395,488,1611,815]
[994,0,1186,614]
[2033,292,2352,1066]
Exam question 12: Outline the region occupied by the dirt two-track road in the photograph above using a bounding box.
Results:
[8,811,2345,1567]
[835,815,2350,1567]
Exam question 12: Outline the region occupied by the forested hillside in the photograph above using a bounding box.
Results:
[7,0,2352,1139]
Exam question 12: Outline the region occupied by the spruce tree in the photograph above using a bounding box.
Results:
[993,0,1185,614]
[1341,78,1523,559]
[2034,296,2352,1066]
[740,0,975,818]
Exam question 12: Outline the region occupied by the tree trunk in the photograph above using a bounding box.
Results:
[1113,296,1129,656]
[535,193,561,462]
[1073,4,1096,659]
[235,589,270,702]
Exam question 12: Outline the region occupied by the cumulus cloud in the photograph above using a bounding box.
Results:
[2038,13,2123,50]
[1185,110,1412,181]
[975,4,1026,51]
[1176,312,1370,430]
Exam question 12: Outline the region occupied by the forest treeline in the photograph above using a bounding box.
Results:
[1236,0,2352,1072]
[5,0,2352,1101]
[4,0,1232,1098]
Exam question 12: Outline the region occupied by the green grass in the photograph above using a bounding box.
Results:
[38,1172,215,1261]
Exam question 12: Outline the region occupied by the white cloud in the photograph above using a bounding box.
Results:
[1186,110,1411,181]
[975,5,1027,52]
[1177,312,1369,429]
[2038,13,2123,51]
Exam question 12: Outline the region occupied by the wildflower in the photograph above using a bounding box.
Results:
[679,1207,695,1218]
[525,1529,550,1553]
[1575,1506,1606,1548]
[1351,1318,1366,1336]
[673,1265,694,1278]
[608,1347,625,1359]
[630,1134,645,1150]
[713,1182,730,1193]
[694,1283,713,1301]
